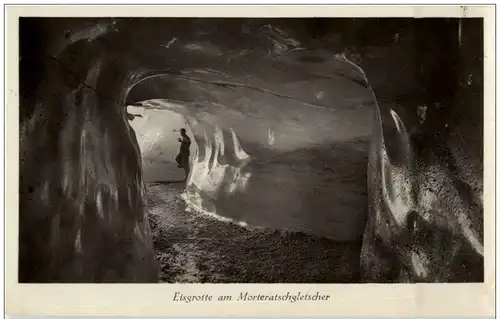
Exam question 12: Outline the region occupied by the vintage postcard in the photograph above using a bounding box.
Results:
[5,4,496,317]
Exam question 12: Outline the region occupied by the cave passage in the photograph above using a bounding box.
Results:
[129,94,371,282]
[19,17,484,283]
[127,104,198,183]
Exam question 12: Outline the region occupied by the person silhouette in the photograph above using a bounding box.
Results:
[175,128,191,182]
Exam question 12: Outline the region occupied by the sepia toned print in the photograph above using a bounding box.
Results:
[6,4,497,318]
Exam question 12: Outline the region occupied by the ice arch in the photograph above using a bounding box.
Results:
[18,18,484,283]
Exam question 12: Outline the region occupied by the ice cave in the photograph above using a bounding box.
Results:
[19,18,484,283]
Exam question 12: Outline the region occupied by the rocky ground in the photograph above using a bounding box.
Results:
[147,182,363,283]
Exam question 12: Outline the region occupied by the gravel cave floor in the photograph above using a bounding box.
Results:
[147,182,363,283]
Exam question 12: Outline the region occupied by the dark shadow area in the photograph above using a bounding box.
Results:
[149,180,187,185]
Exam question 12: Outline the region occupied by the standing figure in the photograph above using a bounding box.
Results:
[175,128,191,182]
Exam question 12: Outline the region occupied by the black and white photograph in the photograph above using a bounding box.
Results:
[17,10,488,287]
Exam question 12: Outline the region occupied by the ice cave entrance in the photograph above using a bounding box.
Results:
[127,102,198,183]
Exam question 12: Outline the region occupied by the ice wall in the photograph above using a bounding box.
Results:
[19,58,159,283]
[360,19,484,282]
